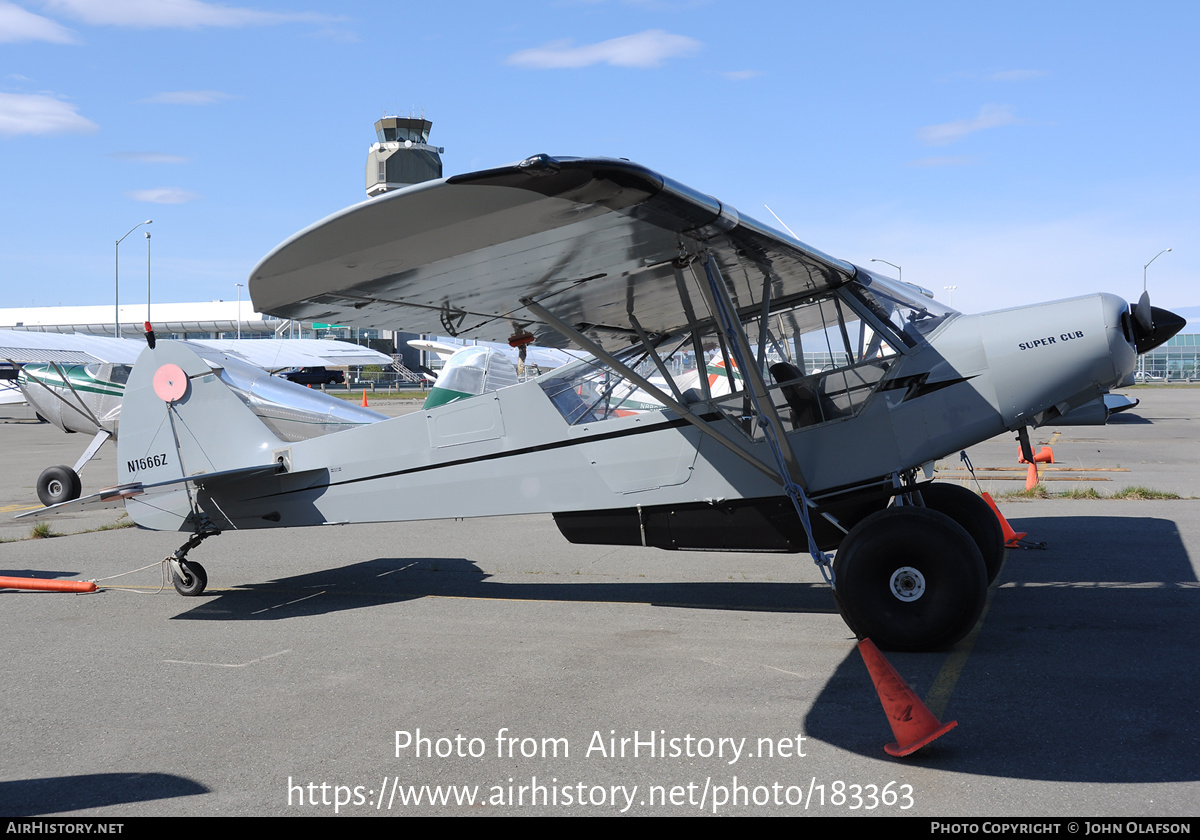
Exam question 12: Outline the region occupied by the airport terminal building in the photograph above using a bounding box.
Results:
[1142,332,1200,380]
[0,300,358,341]
[0,301,426,373]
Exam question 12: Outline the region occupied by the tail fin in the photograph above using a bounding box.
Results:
[117,341,281,530]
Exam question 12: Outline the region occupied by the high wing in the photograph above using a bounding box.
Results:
[188,338,392,370]
[249,155,855,350]
[0,331,142,365]
[0,329,391,370]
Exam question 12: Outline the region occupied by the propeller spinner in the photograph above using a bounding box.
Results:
[1129,291,1186,355]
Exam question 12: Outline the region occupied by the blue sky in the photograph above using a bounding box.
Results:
[2,0,1196,320]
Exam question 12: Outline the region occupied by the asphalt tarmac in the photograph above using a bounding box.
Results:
[1,389,1197,817]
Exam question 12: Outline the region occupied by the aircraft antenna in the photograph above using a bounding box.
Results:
[763,205,799,240]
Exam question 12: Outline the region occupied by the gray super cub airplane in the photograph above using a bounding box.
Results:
[27,156,1183,651]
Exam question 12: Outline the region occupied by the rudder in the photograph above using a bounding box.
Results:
[117,341,281,531]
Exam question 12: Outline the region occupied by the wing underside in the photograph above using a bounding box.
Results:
[249,156,856,351]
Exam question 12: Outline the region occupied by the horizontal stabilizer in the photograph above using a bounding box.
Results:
[16,483,143,520]
[15,464,286,521]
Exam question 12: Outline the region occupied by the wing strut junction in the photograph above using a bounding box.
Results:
[24,155,1183,652]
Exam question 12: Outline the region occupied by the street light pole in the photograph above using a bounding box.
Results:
[1144,248,1172,292]
[235,283,244,339]
[115,219,152,337]
[869,258,902,285]
[944,285,957,306]
[1141,248,1172,381]
[145,231,152,324]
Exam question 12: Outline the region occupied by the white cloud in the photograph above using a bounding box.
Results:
[0,92,97,136]
[0,1,76,42]
[127,187,199,203]
[40,0,331,28]
[138,90,231,105]
[109,151,190,163]
[918,104,1025,146]
[988,69,1046,82]
[507,29,700,69]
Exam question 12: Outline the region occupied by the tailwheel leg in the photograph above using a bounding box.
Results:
[166,519,220,597]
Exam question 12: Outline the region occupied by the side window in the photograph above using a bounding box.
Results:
[707,291,898,436]
[536,286,905,433]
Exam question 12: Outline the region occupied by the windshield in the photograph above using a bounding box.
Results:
[849,270,957,342]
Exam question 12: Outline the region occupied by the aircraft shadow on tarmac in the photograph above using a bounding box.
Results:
[167,556,840,621]
[160,513,1199,784]
[0,772,207,816]
[1107,411,1152,424]
[806,513,1200,783]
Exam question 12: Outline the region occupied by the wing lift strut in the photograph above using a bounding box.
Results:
[695,255,836,586]
[521,253,836,587]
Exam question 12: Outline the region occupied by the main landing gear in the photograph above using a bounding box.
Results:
[918,482,1006,584]
[831,483,1004,652]
[166,519,220,596]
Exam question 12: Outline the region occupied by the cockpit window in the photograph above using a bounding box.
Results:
[538,282,907,438]
[849,271,957,342]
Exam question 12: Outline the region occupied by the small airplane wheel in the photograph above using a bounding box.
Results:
[833,507,987,652]
[919,483,1006,583]
[37,465,82,507]
[172,561,208,596]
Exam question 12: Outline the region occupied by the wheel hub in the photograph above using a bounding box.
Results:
[889,566,926,602]
[48,480,63,495]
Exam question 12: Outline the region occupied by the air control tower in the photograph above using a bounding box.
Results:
[365,116,444,197]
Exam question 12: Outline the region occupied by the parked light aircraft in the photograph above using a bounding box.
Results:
[3,330,390,505]
[408,337,582,376]
[24,156,1183,650]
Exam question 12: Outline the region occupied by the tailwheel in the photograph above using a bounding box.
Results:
[165,518,220,596]
[172,560,208,596]
[833,506,987,651]
[37,465,82,507]
[918,482,1006,583]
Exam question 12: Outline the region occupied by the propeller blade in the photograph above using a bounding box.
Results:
[1135,291,1153,332]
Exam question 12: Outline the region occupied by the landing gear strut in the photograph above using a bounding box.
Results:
[166,519,220,596]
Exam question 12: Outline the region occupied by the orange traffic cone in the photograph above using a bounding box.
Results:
[981,492,1027,547]
[1018,446,1055,465]
[1018,446,1054,490]
[361,390,369,408]
[0,576,97,593]
[1024,463,1040,491]
[857,638,957,757]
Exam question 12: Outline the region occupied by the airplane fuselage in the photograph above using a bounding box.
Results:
[18,363,126,437]
[116,286,1139,552]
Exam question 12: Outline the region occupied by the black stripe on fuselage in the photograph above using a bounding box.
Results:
[251,411,723,501]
